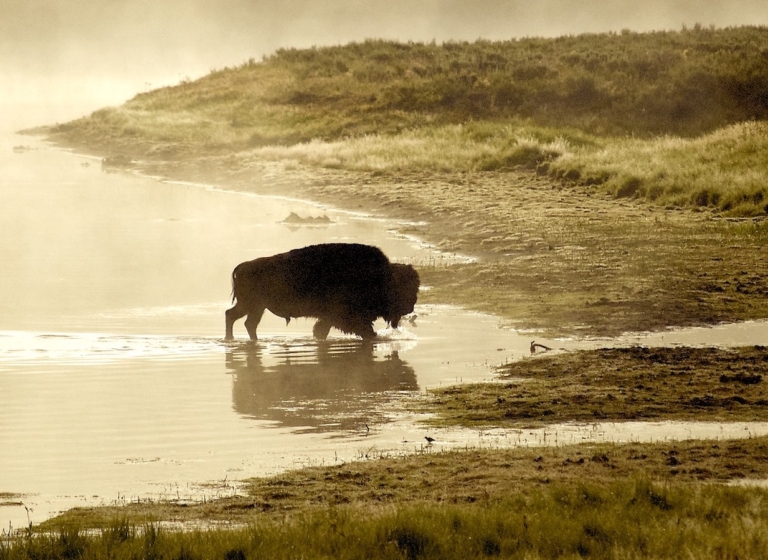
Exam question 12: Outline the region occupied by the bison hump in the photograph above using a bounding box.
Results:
[284,244,390,308]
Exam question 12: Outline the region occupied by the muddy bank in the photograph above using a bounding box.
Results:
[44,136,768,339]
[418,346,768,427]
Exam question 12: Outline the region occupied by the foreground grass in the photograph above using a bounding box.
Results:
[4,482,768,559]
[9,437,768,559]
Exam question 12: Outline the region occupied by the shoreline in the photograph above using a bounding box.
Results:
[88,145,768,339]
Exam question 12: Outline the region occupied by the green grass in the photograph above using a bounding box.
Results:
[4,479,768,559]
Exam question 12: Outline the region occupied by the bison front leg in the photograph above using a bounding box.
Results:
[312,319,332,340]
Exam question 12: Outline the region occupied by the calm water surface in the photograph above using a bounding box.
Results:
[2,130,768,528]
[0,131,535,527]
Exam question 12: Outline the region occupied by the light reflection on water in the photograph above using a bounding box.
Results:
[2,130,768,529]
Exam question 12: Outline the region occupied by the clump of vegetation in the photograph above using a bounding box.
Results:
[6,481,767,560]
[547,121,768,216]
[250,123,569,172]
[421,346,768,427]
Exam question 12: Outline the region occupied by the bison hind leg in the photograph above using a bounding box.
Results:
[243,307,266,341]
[312,319,332,340]
[225,303,248,340]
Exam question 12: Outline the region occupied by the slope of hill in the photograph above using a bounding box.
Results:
[45,26,768,216]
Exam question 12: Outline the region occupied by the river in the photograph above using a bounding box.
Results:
[2,125,768,530]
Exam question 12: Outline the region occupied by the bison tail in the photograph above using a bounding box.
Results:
[230,267,239,303]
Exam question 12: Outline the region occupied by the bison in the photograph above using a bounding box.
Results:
[225,243,420,341]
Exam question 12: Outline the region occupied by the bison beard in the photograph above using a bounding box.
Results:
[225,244,419,341]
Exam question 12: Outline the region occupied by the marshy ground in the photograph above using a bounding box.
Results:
[420,346,768,427]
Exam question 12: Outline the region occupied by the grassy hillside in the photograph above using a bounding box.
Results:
[47,26,768,216]
[57,25,768,142]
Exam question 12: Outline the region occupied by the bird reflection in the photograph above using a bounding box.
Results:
[226,340,418,433]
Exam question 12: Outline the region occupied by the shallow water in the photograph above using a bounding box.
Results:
[2,131,767,529]
[0,132,530,527]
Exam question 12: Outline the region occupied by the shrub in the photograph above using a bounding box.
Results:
[616,176,643,198]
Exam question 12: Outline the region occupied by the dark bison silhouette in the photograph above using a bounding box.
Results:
[225,243,420,340]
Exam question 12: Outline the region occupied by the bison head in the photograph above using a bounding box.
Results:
[384,263,420,328]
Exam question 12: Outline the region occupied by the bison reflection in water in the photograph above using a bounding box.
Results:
[226,341,418,432]
[225,244,420,341]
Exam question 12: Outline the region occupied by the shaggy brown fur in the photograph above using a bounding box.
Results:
[225,244,419,340]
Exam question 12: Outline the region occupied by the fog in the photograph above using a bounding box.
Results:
[2,0,766,127]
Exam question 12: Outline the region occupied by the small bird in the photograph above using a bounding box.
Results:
[530,341,552,354]
[425,436,435,444]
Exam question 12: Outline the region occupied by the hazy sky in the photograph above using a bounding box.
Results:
[2,0,767,126]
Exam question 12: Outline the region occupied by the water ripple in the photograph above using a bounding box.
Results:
[0,330,223,369]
